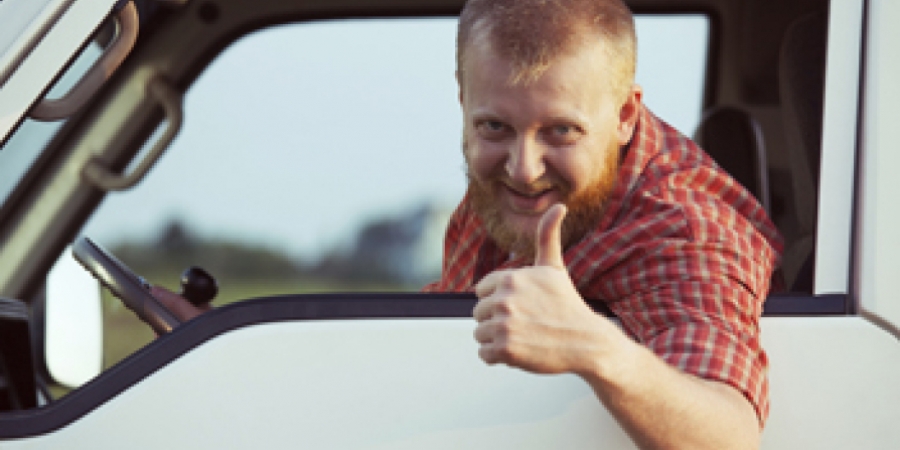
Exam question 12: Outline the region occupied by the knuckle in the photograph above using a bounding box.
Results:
[474,298,497,321]
[474,324,490,343]
[479,346,498,364]
[501,273,519,291]
[472,303,487,321]
[495,320,513,338]
[494,298,513,315]
[496,344,517,361]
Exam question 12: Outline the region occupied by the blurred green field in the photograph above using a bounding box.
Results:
[103,272,408,368]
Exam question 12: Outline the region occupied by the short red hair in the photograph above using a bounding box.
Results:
[457,0,637,104]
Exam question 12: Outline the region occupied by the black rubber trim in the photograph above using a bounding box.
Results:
[0,290,841,438]
[763,293,848,316]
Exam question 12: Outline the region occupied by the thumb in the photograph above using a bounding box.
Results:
[534,203,567,268]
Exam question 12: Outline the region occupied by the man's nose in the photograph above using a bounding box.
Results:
[505,136,545,184]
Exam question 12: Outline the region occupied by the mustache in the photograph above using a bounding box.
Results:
[500,178,557,195]
[474,173,568,198]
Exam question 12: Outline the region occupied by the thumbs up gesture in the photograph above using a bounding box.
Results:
[473,204,623,376]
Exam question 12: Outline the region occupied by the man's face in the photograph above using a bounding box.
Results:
[459,35,639,259]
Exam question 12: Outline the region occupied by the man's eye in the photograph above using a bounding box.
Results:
[476,120,509,138]
[546,124,582,144]
[482,121,505,131]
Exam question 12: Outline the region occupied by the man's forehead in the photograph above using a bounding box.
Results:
[461,30,608,88]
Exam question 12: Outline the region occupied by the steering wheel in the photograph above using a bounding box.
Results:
[72,236,181,334]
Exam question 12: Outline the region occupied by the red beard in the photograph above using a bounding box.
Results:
[466,141,620,262]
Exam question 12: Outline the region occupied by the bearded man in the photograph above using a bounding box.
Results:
[422,0,783,448]
[155,0,782,447]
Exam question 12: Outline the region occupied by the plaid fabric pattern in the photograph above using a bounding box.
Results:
[424,105,783,423]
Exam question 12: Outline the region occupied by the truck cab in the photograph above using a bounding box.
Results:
[0,0,897,448]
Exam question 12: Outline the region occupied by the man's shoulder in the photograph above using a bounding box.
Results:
[610,106,724,221]
[610,104,781,254]
[629,106,712,181]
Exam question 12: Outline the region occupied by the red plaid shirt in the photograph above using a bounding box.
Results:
[425,105,783,423]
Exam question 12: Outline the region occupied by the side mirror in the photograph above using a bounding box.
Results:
[38,247,104,388]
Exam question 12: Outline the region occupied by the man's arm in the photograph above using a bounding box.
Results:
[473,204,760,450]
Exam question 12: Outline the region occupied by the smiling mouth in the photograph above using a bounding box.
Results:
[502,179,555,196]
[511,188,551,198]
[503,184,557,212]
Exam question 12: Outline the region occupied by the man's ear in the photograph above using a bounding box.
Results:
[616,84,643,146]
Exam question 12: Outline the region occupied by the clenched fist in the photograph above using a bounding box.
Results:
[472,204,628,378]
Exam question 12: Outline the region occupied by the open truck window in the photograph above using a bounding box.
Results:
[77,16,713,366]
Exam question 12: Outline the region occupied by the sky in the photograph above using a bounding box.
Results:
[76,15,708,262]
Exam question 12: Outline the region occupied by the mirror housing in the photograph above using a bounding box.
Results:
[38,247,104,388]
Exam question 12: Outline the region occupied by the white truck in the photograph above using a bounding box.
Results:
[0,0,897,448]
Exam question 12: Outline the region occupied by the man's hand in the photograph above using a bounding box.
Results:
[472,204,627,377]
[151,286,210,323]
[472,204,761,450]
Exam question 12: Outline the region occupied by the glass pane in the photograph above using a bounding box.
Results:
[79,15,710,366]
[83,19,462,366]
[85,18,462,290]
[635,15,709,135]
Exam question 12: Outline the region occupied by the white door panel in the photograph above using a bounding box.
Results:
[816,0,864,295]
[5,316,898,448]
[857,0,900,334]
[5,320,636,449]
[762,317,900,448]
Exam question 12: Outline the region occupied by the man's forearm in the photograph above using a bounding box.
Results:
[581,336,760,450]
